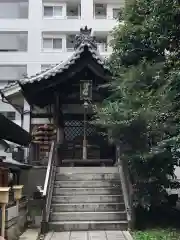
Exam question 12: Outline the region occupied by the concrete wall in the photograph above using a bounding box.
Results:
[18,167,47,231]
[20,166,47,198]
[5,202,28,240]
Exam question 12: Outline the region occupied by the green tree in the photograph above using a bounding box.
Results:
[95,0,180,208]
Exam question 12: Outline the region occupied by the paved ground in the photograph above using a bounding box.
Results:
[19,229,39,240]
[44,231,133,240]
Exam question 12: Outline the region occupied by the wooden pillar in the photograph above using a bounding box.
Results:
[22,100,31,164]
[53,93,64,165]
[29,142,39,165]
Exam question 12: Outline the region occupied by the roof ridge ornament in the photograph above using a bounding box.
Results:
[74,26,97,50]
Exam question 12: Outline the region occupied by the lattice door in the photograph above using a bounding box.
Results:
[64,120,96,141]
[64,119,98,158]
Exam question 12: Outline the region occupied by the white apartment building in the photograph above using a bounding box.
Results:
[0,0,123,142]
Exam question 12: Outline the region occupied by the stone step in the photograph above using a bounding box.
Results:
[62,159,113,167]
[52,195,124,203]
[53,187,121,195]
[51,203,125,212]
[54,180,121,188]
[55,173,120,181]
[48,221,128,231]
[50,211,127,221]
[56,167,119,174]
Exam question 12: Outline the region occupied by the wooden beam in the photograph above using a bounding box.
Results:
[0,114,31,146]
[20,54,111,107]
[31,113,53,118]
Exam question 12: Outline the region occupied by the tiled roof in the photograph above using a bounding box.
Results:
[1,81,19,93]
[1,26,108,93]
[20,43,106,85]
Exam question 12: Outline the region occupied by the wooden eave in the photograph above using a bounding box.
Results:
[0,113,31,146]
[19,47,111,107]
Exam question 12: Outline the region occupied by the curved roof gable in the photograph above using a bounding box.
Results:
[20,26,108,86]
[1,26,110,99]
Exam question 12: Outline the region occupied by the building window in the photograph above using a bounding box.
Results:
[66,4,80,19]
[94,4,107,19]
[0,1,28,19]
[1,112,16,120]
[43,37,62,50]
[66,35,76,51]
[43,5,63,18]
[53,38,62,49]
[0,31,28,52]
[0,65,27,81]
[96,36,108,52]
[113,8,123,20]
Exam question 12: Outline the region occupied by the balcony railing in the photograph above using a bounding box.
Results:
[43,15,80,20]
[66,45,108,53]
[66,47,74,52]
[94,15,107,19]
[66,15,80,19]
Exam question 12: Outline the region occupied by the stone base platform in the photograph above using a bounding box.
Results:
[44,231,133,240]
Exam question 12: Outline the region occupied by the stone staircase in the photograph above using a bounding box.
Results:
[49,166,128,231]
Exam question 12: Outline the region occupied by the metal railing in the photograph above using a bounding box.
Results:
[40,141,56,234]
[116,145,133,229]
[94,15,107,19]
[66,15,80,19]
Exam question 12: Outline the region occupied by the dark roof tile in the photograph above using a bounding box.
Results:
[2,26,107,92]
